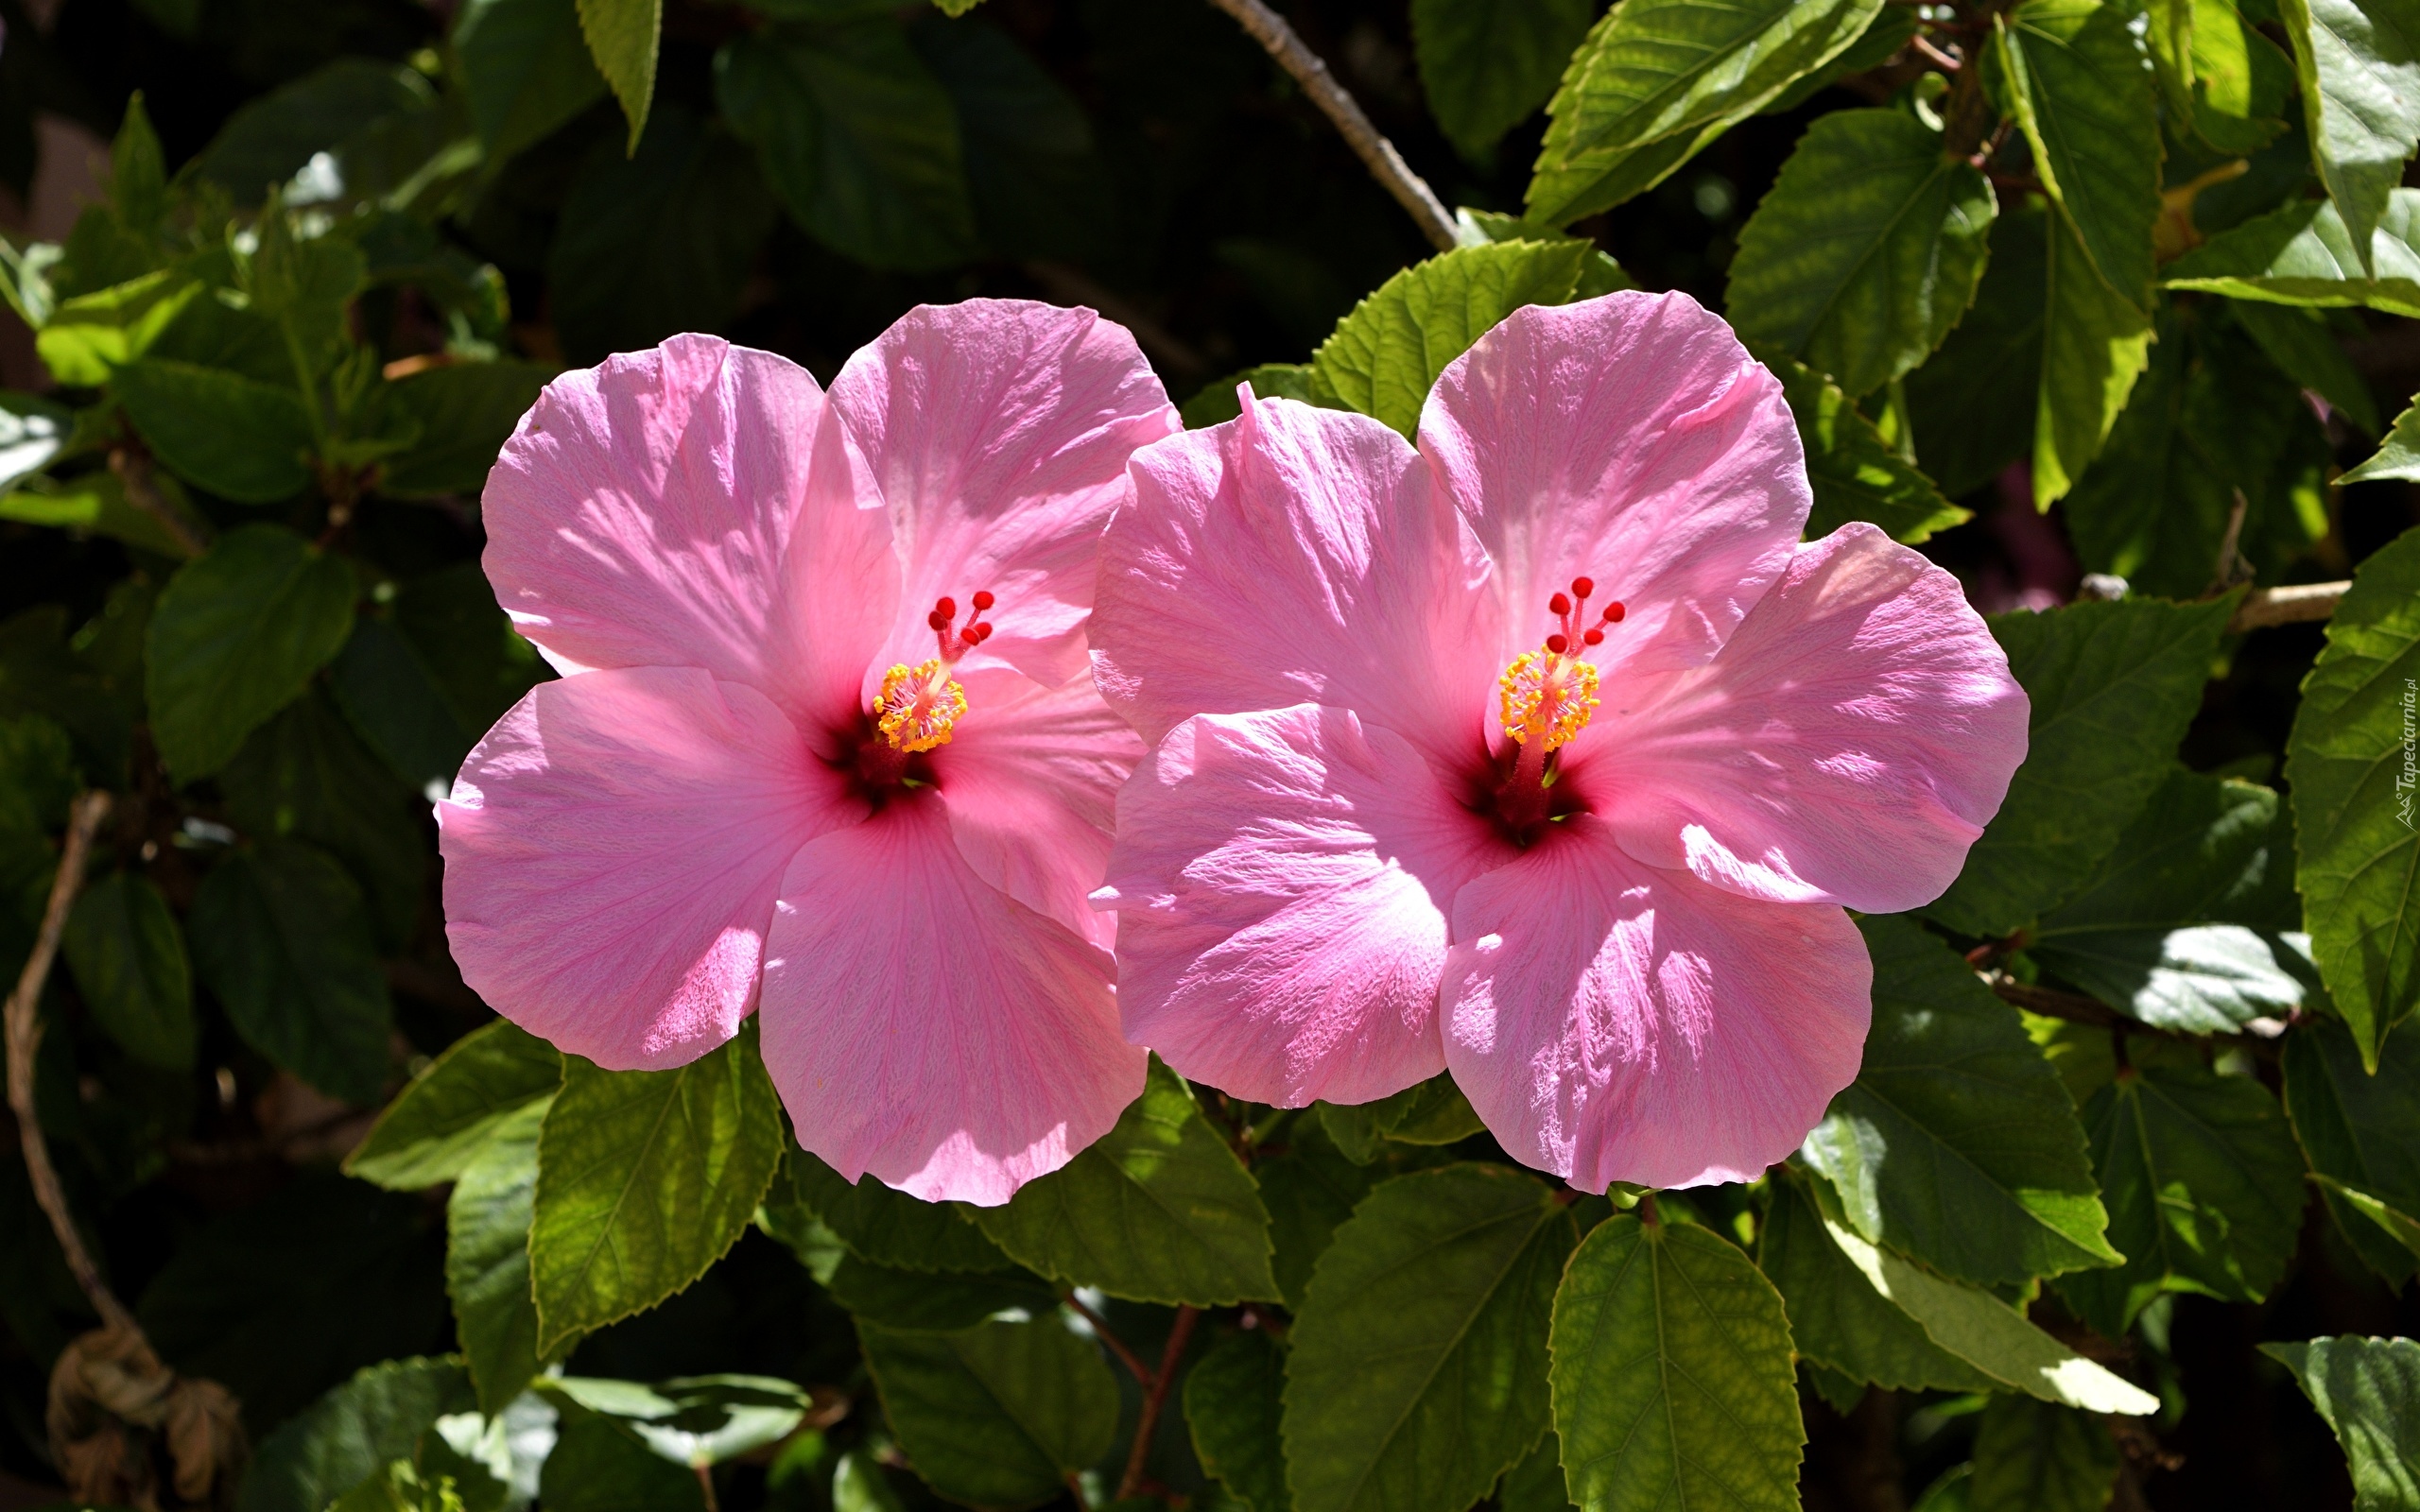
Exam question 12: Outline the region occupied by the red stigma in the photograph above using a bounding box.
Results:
[1582,627,1603,646]
[1546,633,1569,654]
[1571,576,1594,598]
[935,596,957,621]
[929,589,1000,662]
[1548,593,1571,616]
[1603,601,1625,624]
[971,590,995,611]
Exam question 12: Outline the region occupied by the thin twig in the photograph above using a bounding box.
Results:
[1116,1307,1200,1501]
[108,448,210,558]
[1982,973,2193,1042]
[1065,1294,1152,1385]
[2228,581,2349,632]
[2211,491,2253,590]
[1201,0,1459,250]
[5,792,138,1335]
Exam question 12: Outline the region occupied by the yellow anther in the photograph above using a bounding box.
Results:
[1497,649,1599,751]
[874,660,967,752]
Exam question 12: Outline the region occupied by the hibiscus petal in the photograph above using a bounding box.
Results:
[1095,391,1499,767]
[1442,818,1871,1192]
[1420,291,1808,681]
[483,335,851,698]
[936,664,1143,951]
[1582,524,2029,913]
[438,666,859,1071]
[1099,704,1514,1107]
[760,801,1146,1206]
[826,300,1179,691]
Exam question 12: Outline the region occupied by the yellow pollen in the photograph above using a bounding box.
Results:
[1497,649,1599,751]
[874,660,967,752]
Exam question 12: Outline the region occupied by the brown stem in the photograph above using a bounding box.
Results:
[1117,1307,1200,1501]
[2227,581,2348,632]
[1200,0,1459,250]
[1063,1471,1093,1512]
[5,792,139,1335]
[1983,973,2194,1043]
[108,448,211,558]
[695,1465,719,1512]
[1065,1295,1153,1385]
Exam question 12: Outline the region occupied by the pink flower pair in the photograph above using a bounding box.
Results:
[439,293,2027,1206]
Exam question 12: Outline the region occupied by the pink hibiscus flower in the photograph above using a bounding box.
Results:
[1092,291,2028,1191]
[438,301,1179,1204]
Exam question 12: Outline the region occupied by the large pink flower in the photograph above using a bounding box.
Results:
[1092,291,2028,1191]
[438,301,1178,1204]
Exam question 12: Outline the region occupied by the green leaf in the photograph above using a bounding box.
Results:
[1768,355,1970,544]
[2187,0,2298,151]
[1967,1395,2120,1512]
[377,362,553,498]
[528,1022,786,1354]
[1187,1329,1291,1512]
[349,1020,564,1190]
[220,689,428,951]
[0,710,76,833]
[1758,1171,1998,1393]
[1257,1117,1377,1308]
[190,841,394,1104]
[2285,1016,2420,1281]
[1305,240,1587,438]
[859,1312,1120,1507]
[1496,1432,1580,1512]
[1727,109,1995,398]
[237,1357,477,1512]
[541,1417,705,1512]
[1802,915,2116,1285]
[329,616,479,794]
[146,524,358,782]
[972,1057,1278,1306]
[2287,524,2420,1062]
[193,60,438,205]
[913,13,1115,263]
[1412,0,1595,158]
[1316,1072,1484,1160]
[0,468,203,558]
[2279,0,2420,271]
[1284,1163,1578,1512]
[824,1251,1058,1331]
[2063,305,2325,597]
[1908,201,2046,497]
[456,0,612,165]
[1181,364,1318,430]
[1990,0,2164,305]
[2260,1336,2420,1510]
[112,357,317,503]
[1759,5,1923,116]
[36,269,201,386]
[1526,0,1885,226]
[2232,301,2381,434]
[2054,1064,2307,1334]
[446,1096,550,1414]
[2032,200,2154,505]
[2343,391,2420,480]
[542,1375,819,1469]
[717,24,979,273]
[2165,187,2420,314]
[545,105,777,365]
[1809,1208,2160,1413]
[783,1145,1015,1272]
[61,869,196,1071]
[1549,1213,1803,1512]
[247,221,368,378]
[577,0,661,150]
[1928,594,2236,936]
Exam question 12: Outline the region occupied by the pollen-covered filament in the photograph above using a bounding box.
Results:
[873,590,996,753]
[1499,575,1624,759]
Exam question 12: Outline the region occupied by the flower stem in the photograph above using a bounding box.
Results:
[1116,1306,1201,1501]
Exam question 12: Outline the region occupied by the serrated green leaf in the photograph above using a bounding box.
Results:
[1727,109,1995,398]
[1526,0,1884,226]
[113,358,318,504]
[1285,1163,1576,1512]
[2279,0,2420,273]
[2261,1336,2420,1510]
[860,1311,1120,1507]
[2286,524,2420,1063]
[190,59,438,206]
[446,1096,551,1414]
[1991,0,2163,305]
[2055,1064,2307,1334]
[237,1357,477,1512]
[528,1022,786,1354]
[1306,240,1587,438]
[1497,1432,1580,1512]
[377,362,553,498]
[62,869,196,1071]
[1766,354,1970,544]
[1802,915,2116,1285]
[1316,1072,1484,1160]
[544,1375,821,1469]
[973,1058,1277,1306]
[784,1146,1013,1273]
[349,1020,564,1190]
[1549,1213,1802,1512]
[541,1417,704,1512]
[328,616,478,794]
[190,841,393,1104]
[2288,1016,2420,1280]
[576,0,660,150]
[1412,0,1594,159]
[1760,1170,1999,1394]
[1257,1118,1376,1309]
[2031,768,2314,1032]
[2166,187,2420,313]
[1187,1328,1291,1512]
[824,1252,1058,1332]
[2233,301,2382,434]
[2344,390,2420,480]
[1813,1211,2159,1413]
[1182,364,1318,430]
[1968,1395,2120,1512]
[2033,200,2154,505]
[0,468,202,559]
[456,0,612,166]
[146,524,358,782]
[36,268,200,386]
[1909,200,2046,496]
[1929,594,2235,936]
[2187,0,2297,151]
